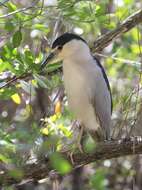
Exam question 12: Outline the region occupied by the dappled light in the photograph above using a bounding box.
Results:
[0,0,142,189]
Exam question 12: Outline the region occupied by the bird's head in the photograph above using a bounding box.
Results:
[41,33,90,69]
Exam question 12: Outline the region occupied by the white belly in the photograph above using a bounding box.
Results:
[63,60,99,131]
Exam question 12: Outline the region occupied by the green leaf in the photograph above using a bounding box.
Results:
[24,49,34,64]
[90,169,106,190]
[12,30,22,48]
[83,136,96,153]
[0,154,11,164]
[46,62,62,72]
[34,74,48,88]
[7,2,17,12]
[57,124,72,137]
[0,88,16,100]
[33,24,50,33]
[50,152,72,175]
[20,80,36,95]
[5,21,14,31]
[9,168,24,180]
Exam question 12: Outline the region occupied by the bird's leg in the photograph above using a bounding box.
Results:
[71,121,85,153]
[60,121,84,153]
[60,123,85,165]
[76,124,84,153]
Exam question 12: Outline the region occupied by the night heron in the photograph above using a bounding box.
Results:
[41,33,112,142]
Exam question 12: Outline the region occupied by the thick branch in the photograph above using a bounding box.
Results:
[1,138,142,185]
[93,9,142,52]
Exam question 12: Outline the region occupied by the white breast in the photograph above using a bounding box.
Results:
[63,59,99,131]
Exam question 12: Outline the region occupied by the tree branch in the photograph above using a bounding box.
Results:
[1,9,142,186]
[1,138,142,185]
[0,73,31,89]
[1,9,142,89]
[0,0,41,18]
[92,9,142,52]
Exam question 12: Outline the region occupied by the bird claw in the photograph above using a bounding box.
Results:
[68,151,75,165]
[67,143,84,165]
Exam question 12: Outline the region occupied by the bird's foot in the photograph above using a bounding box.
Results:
[67,142,84,165]
[69,151,75,165]
[76,140,84,153]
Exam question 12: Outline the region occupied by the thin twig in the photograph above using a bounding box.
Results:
[95,53,141,69]
[0,73,31,89]
[0,6,34,19]
[0,0,41,19]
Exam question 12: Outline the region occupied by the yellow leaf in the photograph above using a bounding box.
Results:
[40,127,49,135]
[55,101,62,114]
[50,114,57,122]
[11,93,21,104]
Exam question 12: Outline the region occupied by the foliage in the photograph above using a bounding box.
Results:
[0,0,142,189]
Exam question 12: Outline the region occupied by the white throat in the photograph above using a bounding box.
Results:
[60,39,92,62]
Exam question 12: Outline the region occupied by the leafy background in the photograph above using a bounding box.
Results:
[0,0,142,189]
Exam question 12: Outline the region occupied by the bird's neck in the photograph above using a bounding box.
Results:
[64,51,92,64]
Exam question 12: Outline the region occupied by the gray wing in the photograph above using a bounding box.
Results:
[91,59,112,139]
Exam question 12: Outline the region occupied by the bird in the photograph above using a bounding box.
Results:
[41,32,112,142]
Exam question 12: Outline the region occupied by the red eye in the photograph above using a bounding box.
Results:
[58,46,63,50]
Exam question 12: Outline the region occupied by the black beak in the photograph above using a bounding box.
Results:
[40,52,55,70]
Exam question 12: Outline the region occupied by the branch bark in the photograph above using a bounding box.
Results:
[92,9,142,52]
[1,138,142,185]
